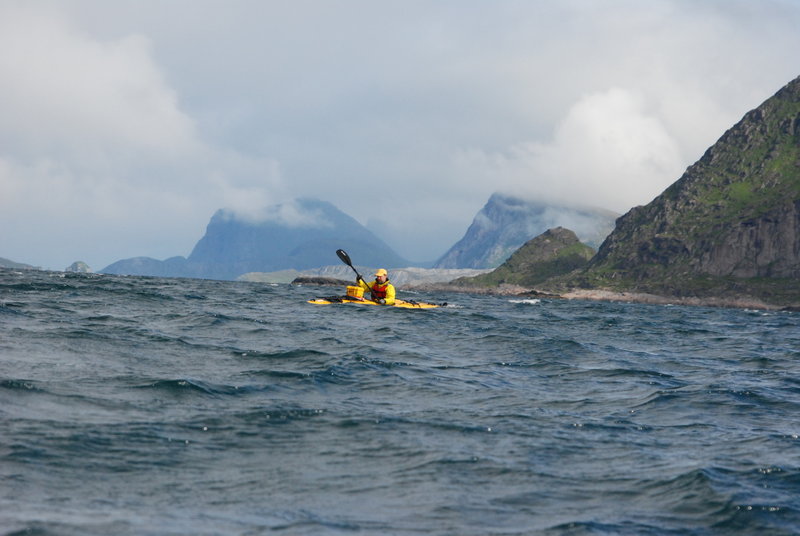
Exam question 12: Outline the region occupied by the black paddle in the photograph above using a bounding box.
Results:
[336,249,367,286]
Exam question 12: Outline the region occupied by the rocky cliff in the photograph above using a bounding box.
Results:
[434,193,617,269]
[573,75,800,305]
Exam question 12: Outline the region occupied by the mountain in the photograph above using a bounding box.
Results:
[101,256,192,278]
[434,193,617,269]
[566,75,800,305]
[0,257,38,270]
[102,198,410,280]
[452,227,595,288]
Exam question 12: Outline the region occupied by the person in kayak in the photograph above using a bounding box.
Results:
[357,268,396,305]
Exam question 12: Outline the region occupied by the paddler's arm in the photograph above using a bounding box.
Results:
[383,283,396,305]
[357,277,372,300]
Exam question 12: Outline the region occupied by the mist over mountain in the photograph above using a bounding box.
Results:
[564,74,800,305]
[102,198,410,280]
[434,193,617,269]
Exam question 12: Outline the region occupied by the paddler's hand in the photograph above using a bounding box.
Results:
[378,299,386,305]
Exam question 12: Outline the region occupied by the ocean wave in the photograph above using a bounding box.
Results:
[0,378,41,392]
[508,298,541,305]
[135,378,246,397]
[233,348,331,360]
[3,269,800,534]
[0,302,26,316]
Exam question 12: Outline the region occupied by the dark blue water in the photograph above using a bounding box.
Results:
[1,269,799,535]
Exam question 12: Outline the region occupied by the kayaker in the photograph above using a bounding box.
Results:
[357,268,396,305]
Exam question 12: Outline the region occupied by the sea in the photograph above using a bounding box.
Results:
[1,268,799,536]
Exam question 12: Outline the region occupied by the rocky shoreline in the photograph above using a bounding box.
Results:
[293,276,798,311]
[557,289,794,311]
[405,282,796,311]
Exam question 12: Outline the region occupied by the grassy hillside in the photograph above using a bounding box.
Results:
[453,227,595,288]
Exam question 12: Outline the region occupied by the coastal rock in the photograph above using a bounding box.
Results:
[65,261,92,273]
[696,199,799,278]
[291,276,352,287]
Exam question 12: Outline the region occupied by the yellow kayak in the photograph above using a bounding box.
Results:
[308,297,442,309]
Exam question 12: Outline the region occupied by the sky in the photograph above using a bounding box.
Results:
[2,0,800,270]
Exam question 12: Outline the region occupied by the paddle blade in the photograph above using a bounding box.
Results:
[336,249,352,266]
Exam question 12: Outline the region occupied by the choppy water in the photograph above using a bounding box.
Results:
[1,268,799,535]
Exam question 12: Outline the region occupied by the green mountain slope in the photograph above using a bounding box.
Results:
[454,227,595,288]
[566,75,800,305]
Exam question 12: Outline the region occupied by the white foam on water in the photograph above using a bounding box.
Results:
[508,298,541,305]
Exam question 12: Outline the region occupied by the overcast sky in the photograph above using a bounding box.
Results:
[2,0,799,270]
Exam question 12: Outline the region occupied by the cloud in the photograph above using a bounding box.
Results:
[2,1,800,268]
[0,4,195,162]
[0,4,286,269]
[457,88,685,213]
[222,198,332,229]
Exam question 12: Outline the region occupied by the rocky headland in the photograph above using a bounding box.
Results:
[420,75,800,310]
[556,75,800,309]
